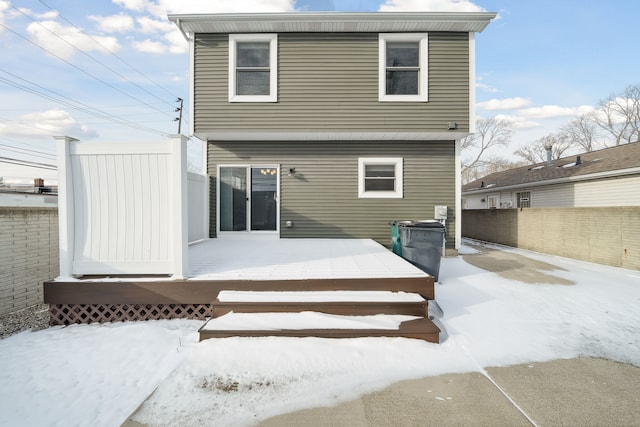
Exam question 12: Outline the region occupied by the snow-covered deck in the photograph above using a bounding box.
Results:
[188,238,427,281]
[44,238,435,324]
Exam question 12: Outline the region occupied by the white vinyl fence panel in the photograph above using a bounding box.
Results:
[188,172,209,242]
[56,135,190,278]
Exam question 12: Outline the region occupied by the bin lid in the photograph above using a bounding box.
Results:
[406,220,445,229]
[390,220,414,226]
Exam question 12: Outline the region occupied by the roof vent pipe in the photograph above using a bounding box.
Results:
[576,155,582,165]
[544,145,553,166]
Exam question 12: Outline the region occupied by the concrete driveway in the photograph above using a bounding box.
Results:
[260,357,640,426]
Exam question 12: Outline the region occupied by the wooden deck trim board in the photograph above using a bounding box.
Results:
[212,301,428,317]
[198,318,440,343]
[44,276,434,305]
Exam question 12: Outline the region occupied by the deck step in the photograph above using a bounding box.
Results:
[199,312,440,343]
[212,301,428,317]
[212,290,428,317]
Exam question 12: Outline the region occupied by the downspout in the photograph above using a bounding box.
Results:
[457,32,476,251]
[173,18,195,139]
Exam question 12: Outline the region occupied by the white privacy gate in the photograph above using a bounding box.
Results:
[56,135,208,279]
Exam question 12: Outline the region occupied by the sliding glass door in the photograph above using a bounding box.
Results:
[219,166,278,234]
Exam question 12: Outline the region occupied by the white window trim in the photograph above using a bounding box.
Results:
[378,33,428,102]
[229,33,278,103]
[487,194,499,209]
[358,157,403,199]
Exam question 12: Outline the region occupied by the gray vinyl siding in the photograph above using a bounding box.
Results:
[532,176,640,208]
[194,32,469,133]
[208,141,456,248]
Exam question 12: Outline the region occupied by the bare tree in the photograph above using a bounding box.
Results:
[463,155,526,183]
[561,112,601,152]
[592,83,640,145]
[514,132,573,164]
[461,117,514,183]
[625,83,640,142]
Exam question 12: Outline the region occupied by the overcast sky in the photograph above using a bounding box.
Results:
[1,0,638,183]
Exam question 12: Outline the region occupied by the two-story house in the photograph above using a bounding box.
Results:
[45,12,495,338]
[170,12,496,251]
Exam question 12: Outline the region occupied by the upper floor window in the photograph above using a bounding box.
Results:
[229,34,278,102]
[379,33,428,102]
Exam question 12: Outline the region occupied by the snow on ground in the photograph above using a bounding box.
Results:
[0,319,202,427]
[1,242,639,427]
[201,312,420,331]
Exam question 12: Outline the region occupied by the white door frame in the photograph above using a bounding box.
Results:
[216,164,280,237]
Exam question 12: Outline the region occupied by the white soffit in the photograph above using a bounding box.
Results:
[169,12,497,35]
[196,131,471,141]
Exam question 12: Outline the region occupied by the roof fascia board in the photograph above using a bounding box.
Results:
[168,12,497,34]
[462,166,640,195]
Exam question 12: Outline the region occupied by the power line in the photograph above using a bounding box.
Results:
[0,136,56,154]
[0,156,57,170]
[38,0,180,101]
[11,4,176,115]
[0,143,56,160]
[0,22,175,122]
[0,78,166,136]
[0,70,170,136]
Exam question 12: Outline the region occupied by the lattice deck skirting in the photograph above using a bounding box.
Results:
[49,304,212,325]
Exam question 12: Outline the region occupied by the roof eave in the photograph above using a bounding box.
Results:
[168,12,497,35]
[196,130,471,142]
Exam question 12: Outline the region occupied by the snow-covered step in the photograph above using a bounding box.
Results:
[198,312,440,343]
[211,291,428,317]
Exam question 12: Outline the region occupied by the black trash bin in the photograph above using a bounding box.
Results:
[399,220,446,281]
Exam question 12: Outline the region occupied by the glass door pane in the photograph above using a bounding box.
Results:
[251,167,277,231]
[219,167,247,231]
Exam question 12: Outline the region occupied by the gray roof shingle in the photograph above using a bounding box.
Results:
[462,142,640,193]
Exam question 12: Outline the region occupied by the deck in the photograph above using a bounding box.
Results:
[44,239,438,341]
[45,238,434,304]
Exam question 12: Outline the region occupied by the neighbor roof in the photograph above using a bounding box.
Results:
[168,12,497,36]
[463,142,640,194]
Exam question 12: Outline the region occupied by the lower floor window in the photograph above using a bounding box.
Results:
[358,157,403,198]
[517,191,531,208]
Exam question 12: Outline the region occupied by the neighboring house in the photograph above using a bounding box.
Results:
[0,179,57,207]
[462,142,640,209]
[169,12,496,251]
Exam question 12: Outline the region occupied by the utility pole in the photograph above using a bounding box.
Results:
[174,98,183,134]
